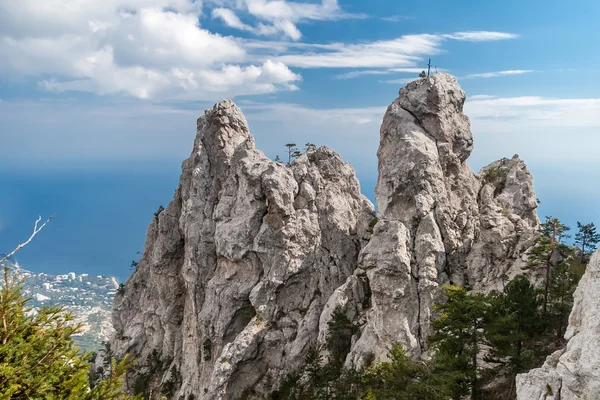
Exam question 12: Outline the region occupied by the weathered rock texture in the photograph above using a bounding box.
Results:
[342,74,539,366]
[112,100,374,399]
[112,73,540,399]
[516,248,600,400]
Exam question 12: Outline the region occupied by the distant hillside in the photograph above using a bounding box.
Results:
[1,256,117,353]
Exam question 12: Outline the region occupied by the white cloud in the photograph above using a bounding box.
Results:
[463,69,534,79]
[443,31,519,42]
[336,68,424,80]
[381,15,412,22]
[209,0,366,40]
[465,96,600,129]
[0,0,299,99]
[273,31,516,68]
[241,101,385,125]
[0,0,518,99]
[469,94,496,100]
[211,8,255,32]
[2,95,599,197]
[336,70,391,79]
[381,77,418,85]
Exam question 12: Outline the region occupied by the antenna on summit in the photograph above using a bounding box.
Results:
[427,59,432,76]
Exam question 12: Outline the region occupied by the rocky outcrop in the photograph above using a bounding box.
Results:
[344,74,539,365]
[111,100,374,399]
[111,73,540,399]
[516,248,600,400]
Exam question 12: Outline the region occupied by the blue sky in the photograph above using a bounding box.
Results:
[1,0,599,280]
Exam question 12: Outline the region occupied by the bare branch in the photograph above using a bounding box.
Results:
[0,215,53,265]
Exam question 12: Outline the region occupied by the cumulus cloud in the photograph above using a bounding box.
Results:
[0,0,299,99]
[0,0,518,99]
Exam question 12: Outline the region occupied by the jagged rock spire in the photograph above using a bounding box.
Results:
[111,75,540,399]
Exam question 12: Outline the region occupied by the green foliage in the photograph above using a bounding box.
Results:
[524,216,571,313]
[133,373,149,397]
[161,365,181,397]
[0,266,137,400]
[269,309,362,400]
[419,70,427,78]
[131,348,175,399]
[362,345,454,400]
[484,166,507,183]
[203,338,212,361]
[239,305,257,325]
[284,143,300,165]
[574,221,600,262]
[305,143,318,162]
[153,205,165,219]
[547,262,580,338]
[428,285,491,400]
[270,268,585,400]
[117,283,125,295]
[130,260,139,271]
[304,142,317,153]
[326,307,357,366]
[367,217,379,233]
[485,276,544,377]
[540,216,570,243]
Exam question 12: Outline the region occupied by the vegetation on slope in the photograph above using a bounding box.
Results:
[269,217,595,400]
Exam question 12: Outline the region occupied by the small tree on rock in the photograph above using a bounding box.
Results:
[284,143,301,165]
[304,142,317,152]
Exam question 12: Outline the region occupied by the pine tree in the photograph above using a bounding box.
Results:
[362,345,454,400]
[484,276,545,397]
[525,216,570,314]
[574,222,600,262]
[428,285,492,400]
[547,260,579,338]
[304,143,317,152]
[284,143,301,165]
[429,285,491,400]
[326,307,357,367]
[0,266,138,400]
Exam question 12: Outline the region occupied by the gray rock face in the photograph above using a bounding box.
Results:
[348,74,539,361]
[111,74,541,399]
[112,100,374,399]
[516,248,600,400]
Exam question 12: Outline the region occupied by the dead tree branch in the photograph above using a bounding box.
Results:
[0,215,53,265]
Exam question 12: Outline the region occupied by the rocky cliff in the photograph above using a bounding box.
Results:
[111,73,540,399]
[516,248,600,400]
